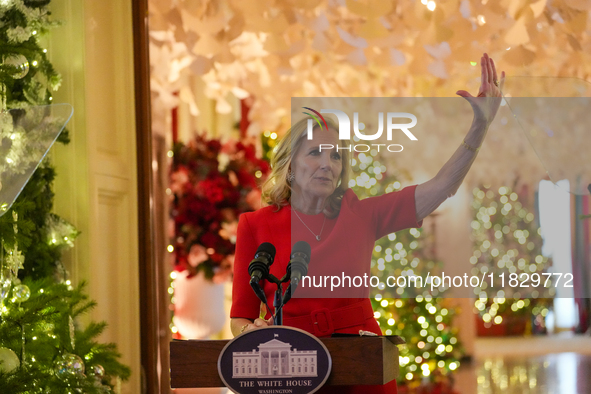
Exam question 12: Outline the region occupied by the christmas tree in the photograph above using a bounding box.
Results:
[0,1,130,392]
[470,185,553,333]
[349,149,464,387]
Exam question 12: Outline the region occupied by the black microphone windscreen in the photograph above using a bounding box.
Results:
[292,241,311,261]
[256,242,276,257]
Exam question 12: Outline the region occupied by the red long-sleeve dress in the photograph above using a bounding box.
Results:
[231,186,422,393]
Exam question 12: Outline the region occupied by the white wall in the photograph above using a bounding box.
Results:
[49,1,141,392]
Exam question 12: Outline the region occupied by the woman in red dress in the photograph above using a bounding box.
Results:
[230,54,504,393]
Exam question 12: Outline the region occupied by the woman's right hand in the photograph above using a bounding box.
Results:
[243,317,273,333]
[232,317,273,336]
[456,53,505,126]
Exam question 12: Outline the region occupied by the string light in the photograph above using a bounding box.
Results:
[355,148,463,384]
[472,186,552,333]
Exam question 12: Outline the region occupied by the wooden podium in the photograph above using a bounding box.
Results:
[170,336,403,389]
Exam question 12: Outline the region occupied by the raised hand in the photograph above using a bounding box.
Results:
[456,53,505,125]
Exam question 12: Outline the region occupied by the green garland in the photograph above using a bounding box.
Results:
[0,279,131,393]
[1,0,62,111]
[0,0,130,391]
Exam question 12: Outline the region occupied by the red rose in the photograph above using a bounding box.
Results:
[199,232,220,249]
[170,134,270,279]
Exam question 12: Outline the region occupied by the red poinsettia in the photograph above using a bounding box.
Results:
[170,133,270,283]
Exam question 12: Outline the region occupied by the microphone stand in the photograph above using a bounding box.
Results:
[274,283,283,326]
[252,272,292,326]
[249,242,310,327]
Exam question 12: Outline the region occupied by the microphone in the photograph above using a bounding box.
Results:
[283,241,311,304]
[248,242,276,303]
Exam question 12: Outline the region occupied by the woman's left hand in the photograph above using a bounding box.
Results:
[456,53,505,125]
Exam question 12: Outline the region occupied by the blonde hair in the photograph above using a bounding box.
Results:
[262,116,351,217]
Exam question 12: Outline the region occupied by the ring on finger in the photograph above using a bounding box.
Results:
[494,80,499,87]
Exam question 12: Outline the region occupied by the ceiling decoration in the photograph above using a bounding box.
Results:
[149,0,591,186]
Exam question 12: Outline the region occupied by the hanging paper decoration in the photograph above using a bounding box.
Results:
[149,0,591,186]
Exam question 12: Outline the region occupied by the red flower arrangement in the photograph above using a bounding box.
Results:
[170,133,270,283]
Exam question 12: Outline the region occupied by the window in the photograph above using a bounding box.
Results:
[539,180,576,329]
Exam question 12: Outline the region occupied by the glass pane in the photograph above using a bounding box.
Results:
[501,77,591,195]
[0,104,73,216]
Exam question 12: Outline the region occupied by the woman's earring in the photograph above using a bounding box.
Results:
[287,170,295,183]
